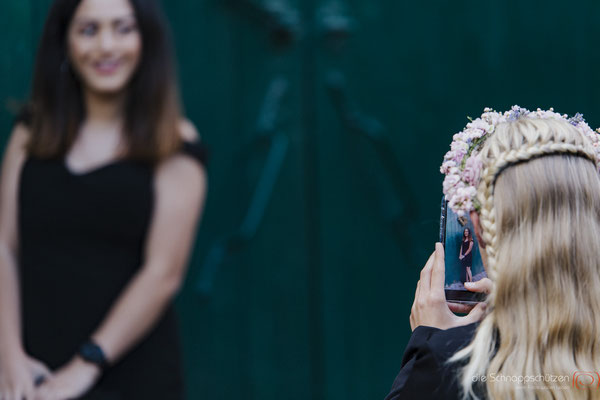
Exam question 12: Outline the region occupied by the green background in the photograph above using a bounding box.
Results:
[1,1,599,399]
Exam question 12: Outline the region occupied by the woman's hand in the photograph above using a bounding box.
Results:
[0,352,51,400]
[25,356,52,387]
[34,357,100,400]
[0,355,34,400]
[409,243,487,331]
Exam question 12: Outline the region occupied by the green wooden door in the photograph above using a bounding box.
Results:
[2,1,600,399]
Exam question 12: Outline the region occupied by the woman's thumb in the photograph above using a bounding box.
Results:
[464,278,492,294]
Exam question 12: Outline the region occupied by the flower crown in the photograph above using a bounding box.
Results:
[441,105,600,216]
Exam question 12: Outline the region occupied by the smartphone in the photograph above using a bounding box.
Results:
[439,196,487,304]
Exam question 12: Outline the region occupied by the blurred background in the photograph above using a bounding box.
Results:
[2,0,600,399]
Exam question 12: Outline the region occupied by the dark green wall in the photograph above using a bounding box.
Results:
[2,1,600,399]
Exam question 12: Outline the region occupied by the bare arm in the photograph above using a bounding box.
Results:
[91,121,206,363]
[92,150,206,362]
[0,124,52,399]
[0,124,29,360]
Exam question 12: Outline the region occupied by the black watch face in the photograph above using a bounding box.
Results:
[80,342,106,366]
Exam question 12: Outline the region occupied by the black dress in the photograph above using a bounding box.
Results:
[460,239,472,282]
[18,140,206,400]
[384,322,482,400]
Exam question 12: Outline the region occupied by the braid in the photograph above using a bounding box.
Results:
[487,143,597,185]
[477,172,498,280]
[477,141,597,282]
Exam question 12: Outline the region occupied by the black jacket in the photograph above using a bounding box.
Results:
[385,322,480,400]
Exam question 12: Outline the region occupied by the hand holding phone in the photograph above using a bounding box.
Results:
[409,243,487,330]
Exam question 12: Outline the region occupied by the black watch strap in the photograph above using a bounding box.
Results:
[78,340,108,369]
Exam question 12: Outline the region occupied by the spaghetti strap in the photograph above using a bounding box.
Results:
[180,140,208,167]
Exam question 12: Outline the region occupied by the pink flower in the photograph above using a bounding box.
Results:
[449,186,477,216]
[449,142,468,163]
[462,155,482,185]
[442,172,463,196]
[451,140,469,153]
[463,128,485,140]
[466,119,491,134]
[440,159,457,174]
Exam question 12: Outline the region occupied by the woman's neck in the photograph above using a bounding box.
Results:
[83,88,126,126]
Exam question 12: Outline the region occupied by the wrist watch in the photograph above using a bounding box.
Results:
[78,340,109,369]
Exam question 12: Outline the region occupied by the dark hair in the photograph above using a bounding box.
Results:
[23,0,183,163]
[463,227,473,242]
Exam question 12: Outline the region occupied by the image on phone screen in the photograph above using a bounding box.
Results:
[439,196,487,304]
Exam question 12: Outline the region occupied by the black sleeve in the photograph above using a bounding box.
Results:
[180,140,208,167]
[12,104,33,128]
[384,325,448,400]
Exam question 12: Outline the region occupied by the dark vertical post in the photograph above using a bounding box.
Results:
[300,0,324,399]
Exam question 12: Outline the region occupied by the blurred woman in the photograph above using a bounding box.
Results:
[459,227,473,283]
[386,109,600,399]
[0,0,207,398]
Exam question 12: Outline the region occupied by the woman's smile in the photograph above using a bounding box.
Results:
[92,59,122,75]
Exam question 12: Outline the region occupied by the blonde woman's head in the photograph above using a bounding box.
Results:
[451,117,600,400]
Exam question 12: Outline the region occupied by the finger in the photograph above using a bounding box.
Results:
[32,367,51,388]
[414,280,420,300]
[8,390,20,400]
[419,250,435,295]
[22,385,34,400]
[414,280,421,307]
[410,281,420,331]
[447,301,475,314]
[31,361,52,379]
[430,243,446,294]
[464,278,493,294]
[33,383,48,400]
[34,386,52,400]
[411,281,419,313]
[462,302,488,324]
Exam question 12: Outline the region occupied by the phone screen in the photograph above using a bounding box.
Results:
[439,196,487,304]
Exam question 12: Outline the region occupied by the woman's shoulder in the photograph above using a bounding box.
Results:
[10,122,31,143]
[10,106,33,141]
[151,119,207,197]
[179,118,199,142]
[13,105,33,128]
[5,120,32,163]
